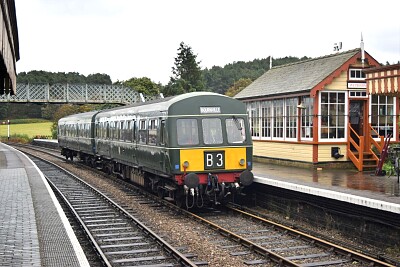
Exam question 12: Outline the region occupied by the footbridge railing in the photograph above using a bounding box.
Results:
[0,83,155,104]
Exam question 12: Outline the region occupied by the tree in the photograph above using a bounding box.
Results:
[164,42,204,96]
[123,77,161,96]
[225,78,253,97]
[50,104,98,138]
[87,73,112,84]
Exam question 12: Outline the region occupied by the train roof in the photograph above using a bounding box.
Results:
[96,92,246,118]
[59,92,247,123]
[58,110,99,124]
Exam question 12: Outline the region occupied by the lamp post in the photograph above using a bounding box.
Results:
[7,120,9,140]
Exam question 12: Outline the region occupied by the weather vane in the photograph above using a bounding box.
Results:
[333,42,342,52]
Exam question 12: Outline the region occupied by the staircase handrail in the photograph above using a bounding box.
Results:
[368,125,384,153]
[347,125,363,171]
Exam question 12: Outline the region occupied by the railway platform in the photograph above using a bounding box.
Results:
[0,142,89,267]
[253,161,400,214]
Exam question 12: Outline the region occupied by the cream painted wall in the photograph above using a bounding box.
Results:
[324,70,348,90]
[253,141,314,162]
[318,144,347,162]
[253,141,348,163]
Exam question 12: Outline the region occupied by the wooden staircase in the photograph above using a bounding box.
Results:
[347,124,384,171]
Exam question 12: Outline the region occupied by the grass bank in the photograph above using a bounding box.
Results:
[0,120,53,142]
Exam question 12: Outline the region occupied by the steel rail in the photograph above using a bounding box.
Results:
[22,143,397,266]
[172,207,301,266]
[227,204,396,267]
[27,153,198,267]
[45,176,113,267]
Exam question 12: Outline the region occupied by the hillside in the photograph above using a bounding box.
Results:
[203,56,308,95]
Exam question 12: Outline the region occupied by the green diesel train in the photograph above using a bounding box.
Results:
[58,92,253,208]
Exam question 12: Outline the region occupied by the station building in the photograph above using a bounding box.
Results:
[235,48,400,171]
[0,0,19,95]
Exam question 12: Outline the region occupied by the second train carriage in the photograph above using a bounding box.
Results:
[58,92,254,208]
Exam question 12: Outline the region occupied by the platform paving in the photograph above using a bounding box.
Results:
[253,161,400,213]
[0,143,89,267]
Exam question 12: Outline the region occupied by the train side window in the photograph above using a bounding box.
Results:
[139,120,147,144]
[148,119,158,145]
[125,121,131,142]
[106,122,110,139]
[95,123,99,138]
[202,118,223,145]
[132,120,137,142]
[118,121,123,141]
[177,119,199,146]
[101,123,104,138]
[159,120,165,145]
[120,121,126,141]
[226,118,246,143]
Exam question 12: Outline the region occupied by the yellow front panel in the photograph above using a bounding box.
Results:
[180,147,247,172]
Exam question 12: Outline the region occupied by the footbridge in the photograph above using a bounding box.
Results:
[0,83,157,104]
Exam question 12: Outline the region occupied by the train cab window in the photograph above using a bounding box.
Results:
[148,119,158,145]
[226,118,246,143]
[177,119,199,146]
[202,118,223,145]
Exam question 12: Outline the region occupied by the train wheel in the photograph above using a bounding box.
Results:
[175,196,184,208]
[157,186,165,198]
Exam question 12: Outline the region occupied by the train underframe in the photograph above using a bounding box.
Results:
[62,148,253,209]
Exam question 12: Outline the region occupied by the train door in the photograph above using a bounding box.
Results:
[159,119,167,172]
[132,119,138,165]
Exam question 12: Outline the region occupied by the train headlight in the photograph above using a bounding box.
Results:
[183,161,189,168]
[239,158,245,166]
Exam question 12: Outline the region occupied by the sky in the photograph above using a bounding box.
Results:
[15,0,400,85]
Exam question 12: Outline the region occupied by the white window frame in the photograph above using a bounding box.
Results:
[349,69,366,81]
[300,96,313,141]
[318,91,348,142]
[247,98,298,141]
[369,95,397,139]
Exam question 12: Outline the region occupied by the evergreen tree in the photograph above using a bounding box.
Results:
[164,42,205,96]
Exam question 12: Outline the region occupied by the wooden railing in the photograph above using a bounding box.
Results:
[347,126,364,171]
[368,125,384,154]
[347,124,383,171]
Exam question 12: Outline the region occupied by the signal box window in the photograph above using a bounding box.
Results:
[203,118,223,145]
[177,119,199,145]
[226,118,246,143]
[349,69,366,80]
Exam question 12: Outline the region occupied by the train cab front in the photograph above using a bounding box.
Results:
[174,146,253,208]
[169,112,253,208]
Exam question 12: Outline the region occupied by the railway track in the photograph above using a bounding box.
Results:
[16,143,399,266]
[29,154,200,267]
[193,204,396,266]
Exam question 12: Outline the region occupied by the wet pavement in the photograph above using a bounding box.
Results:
[252,162,400,198]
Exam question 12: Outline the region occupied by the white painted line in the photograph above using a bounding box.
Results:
[9,145,90,267]
[255,176,400,214]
